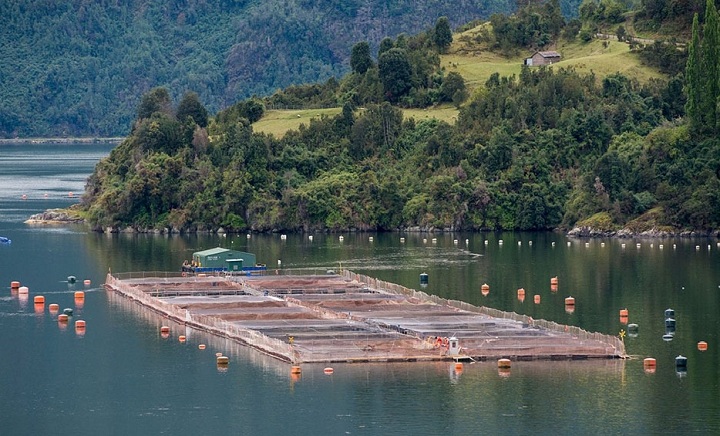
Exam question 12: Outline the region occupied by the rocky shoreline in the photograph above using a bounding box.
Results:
[22,209,720,238]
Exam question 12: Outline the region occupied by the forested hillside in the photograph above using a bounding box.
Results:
[1,0,524,138]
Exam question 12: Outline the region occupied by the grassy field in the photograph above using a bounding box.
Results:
[253,108,342,138]
[255,24,666,138]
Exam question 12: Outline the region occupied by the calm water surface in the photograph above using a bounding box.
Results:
[1,143,719,435]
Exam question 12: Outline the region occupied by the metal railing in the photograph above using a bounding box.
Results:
[341,271,626,357]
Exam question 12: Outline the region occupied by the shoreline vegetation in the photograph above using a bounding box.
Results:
[26,208,720,239]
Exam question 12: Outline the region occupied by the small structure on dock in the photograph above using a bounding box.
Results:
[183,247,266,275]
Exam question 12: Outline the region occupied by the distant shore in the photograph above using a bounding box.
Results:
[0,137,123,145]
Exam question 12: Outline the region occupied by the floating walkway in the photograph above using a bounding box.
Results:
[105,271,625,363]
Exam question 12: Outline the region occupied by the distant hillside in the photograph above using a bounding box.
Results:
[0,0,526,138]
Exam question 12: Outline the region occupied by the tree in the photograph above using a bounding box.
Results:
[378,48,412,102]
[350,41,374,74]
[137,87,172,120]
[700,0,720,133]
[685,13,701,134]
[378,37,394,57]
[433,17,453,52]
[176,92,209,128]
[440,72,467,104]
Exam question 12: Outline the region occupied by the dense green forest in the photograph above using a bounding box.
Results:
[79,0,720,234]
[1,0,529,138]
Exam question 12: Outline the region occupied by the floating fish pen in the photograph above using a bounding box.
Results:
[105,271,626,364]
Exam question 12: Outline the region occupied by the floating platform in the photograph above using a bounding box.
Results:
[105,271,625,363]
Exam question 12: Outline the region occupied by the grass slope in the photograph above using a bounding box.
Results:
[255,23,666,138]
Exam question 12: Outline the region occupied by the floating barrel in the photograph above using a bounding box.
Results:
[216,356,230,365]
[643,358,657,373]
[698,341,708,351]
[49,303,59,314]
[662,333,674,341]
[18,286,29,294]
[675,355,688,369]
[67,276,76,284]
[75,320,86,329]
[74,291,85,299]
[160,326,170,334]
[83,279,91,286]
[178,335,186,342]
[664,308,675,319]
[420,273,428,285]
[481,283,490,296]
[10,281,20,290]
[534,295,541,304]
[665,318,676,329]
[628,323,639,334]
[454,362,464,372]
[291,366,302,375]
[550,277,558,286]
[34,295,45,304]
[498,358,512,369]
[565,296,575,306]
[517,288,525,297]
[198,344,206,350]
[323,367,334,375]
[63,308,73,316]
[619,308,629,317]
[58,314,69,322]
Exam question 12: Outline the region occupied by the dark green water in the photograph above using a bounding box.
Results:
[1,143,719,434]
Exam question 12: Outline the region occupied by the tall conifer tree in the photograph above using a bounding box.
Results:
[685,13,701,133]
[701,0,720,133]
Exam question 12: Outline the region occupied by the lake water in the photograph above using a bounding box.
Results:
[1,143,719,434]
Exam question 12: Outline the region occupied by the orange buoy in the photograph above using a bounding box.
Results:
[517,288,526,302]
[291,366,302,374]
[619,308,629,317]
[619,316,628,325]
[58,313,69,322]
[74,291,85,299]
[550,276,558,286]
[481,283,490,296]
[34,295,45,304]
[454,362,464,372]
[216,356,230,365]
[698,341,708,351]
[550,284,558,292]
[48,303,60,314]
[198,344,206,350]
[323,367,334,375]
[160,326,170,334]
[565,296,575,305]
[498,358,512,369]
[83,279,91,286]
[34,303,44,314]
[10,281,20,289]
[18,286,29,294]
[534,295,541,304]
[75,320,86,329]
[178,335,186,342]
[643,358,657,373]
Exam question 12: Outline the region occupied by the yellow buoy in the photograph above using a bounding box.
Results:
[498,358,512,369]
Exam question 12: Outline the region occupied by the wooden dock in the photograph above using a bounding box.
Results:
[105,271,625,363]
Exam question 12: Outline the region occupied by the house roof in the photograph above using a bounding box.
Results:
[194,247,230,256]
[536,50,561,58]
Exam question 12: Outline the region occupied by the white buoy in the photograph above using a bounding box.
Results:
[280,234,287,240]
[637,243,641,248]
[432,238,437,244]
[696,245,700,250]
[277,259,282,266]
[528,241,532,246]
[339,235,344,241]
[453,239,458,245]
[551,241,555,247]
[309,235,313,241]
[498,239,503,245]
[400,237,405,243]
[621,243,626,249]
[601,242,605,247]
[246,234,251,239]
[567,241,571,247]
[484,240,489,245]
[465,239,469,245]
[659,244,664,249]
[369,236,373,242]
[650,243,654,248]
[423,238,427,244]
[673,244,676,249]
[518,241,522,246]
[585,242,590,247]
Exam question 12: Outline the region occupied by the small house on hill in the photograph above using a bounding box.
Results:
[524,51,561,66]
[192,247,257,269]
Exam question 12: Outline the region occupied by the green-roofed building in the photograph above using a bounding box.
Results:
[192,247,257,269]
